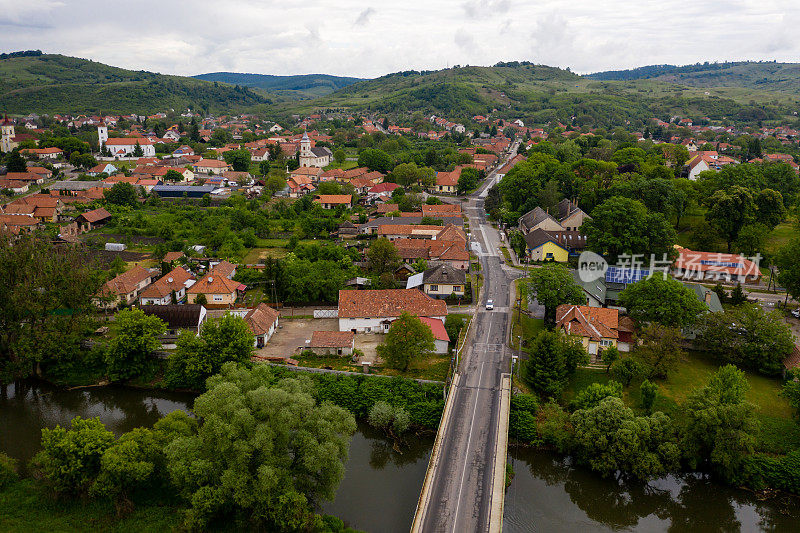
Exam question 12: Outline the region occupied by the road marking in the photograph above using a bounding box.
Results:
[451,361,485,533]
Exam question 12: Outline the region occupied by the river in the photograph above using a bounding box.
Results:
[2,381,799,532]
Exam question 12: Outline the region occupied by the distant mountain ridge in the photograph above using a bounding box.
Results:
[193,72,362,97]
[587,61,800,92]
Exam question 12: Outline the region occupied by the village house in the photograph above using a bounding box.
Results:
[186,261,241,307]
[434,170,459,193]
[97,266,155,309]
[523,228,570,262]
[556,304,625,361]
[418,264,467,299]
[518,200,590,234]
[75,207,112,231]
[4,172,45,185]
[139,304,207,348]
[337,288,447,333]
[308,331,355,356]
[139,266,195,305]
[87,163,118,177]
[21,147,63,160]
[419,317,450,354]
[672,246,762,284]
[192,159,232,175]
[244,303,280,348]
[314,195,352,209]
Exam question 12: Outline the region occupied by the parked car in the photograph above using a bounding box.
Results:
[791,309,800,319]
[486,299,494,310]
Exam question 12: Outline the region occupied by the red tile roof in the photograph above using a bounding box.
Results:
[310,330,355,348]
[338,289,447,319]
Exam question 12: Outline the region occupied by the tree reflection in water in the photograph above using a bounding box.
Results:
[508,447,800,532]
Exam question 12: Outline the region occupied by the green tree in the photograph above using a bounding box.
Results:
[166,314,254,389]
[457,167,480,194]
[377,312,435,371]
[367,401,411,436]
[705,186,755,252]
[601,345,619,373]
[104,181,138,207]
[90,427,164,508]
[780,377,800,420]
[163,169,183,182]
[265,173,287,196]
[105,308,166,381]
[163,363,356,531]
[582,197,677,262]
[618,276,706,328]
[444,315,465,345]
[570,397,680,480]
[635,324,684,379]
[33,417,115,495]
[684,364,759,481]
[612,357,644,387]
[775,239,800,303]
[735,223,768,256]
[390,162,421,187]
[640,379,657,413]
[333,149,346,165]
[132,142,144,157]
[509,394,539,443]
[697,304,794,375]
[366,238,401,275]
[223,149,251,172]
[5,149,26,172]
[0,235,101,377]
[754,188,786,229]
[521,329,587,397]
[526,263,585,326]
[357,148,393,173]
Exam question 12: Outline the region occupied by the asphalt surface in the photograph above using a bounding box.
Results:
[418,145,520,532]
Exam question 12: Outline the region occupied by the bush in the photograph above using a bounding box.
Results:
[612,358,644,387]
[367,400,412,436]
[0,453,18,488]
[33,416,116,495]
[570,381,623,411]
[509,394,539,443]
[535,401,572,452]
[739,450,800,494]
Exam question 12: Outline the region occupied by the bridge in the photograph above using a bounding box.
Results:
[412,145,520,532]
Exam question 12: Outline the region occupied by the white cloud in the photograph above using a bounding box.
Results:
[0,0,798,78]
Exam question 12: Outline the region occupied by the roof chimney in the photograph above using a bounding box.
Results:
[208,276,214,282]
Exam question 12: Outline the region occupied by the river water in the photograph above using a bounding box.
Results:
[2,381,799,532]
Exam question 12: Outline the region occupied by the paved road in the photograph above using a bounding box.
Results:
[417,143,521,532]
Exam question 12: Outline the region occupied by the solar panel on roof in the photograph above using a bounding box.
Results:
[604,267,650,284]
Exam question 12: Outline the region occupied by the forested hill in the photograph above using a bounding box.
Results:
[587,61,800,92]
[285,61,797,129]
[193,72,362,98]
[0,53,271,115]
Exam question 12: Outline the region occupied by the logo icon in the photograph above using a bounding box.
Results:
[578,251,608,283]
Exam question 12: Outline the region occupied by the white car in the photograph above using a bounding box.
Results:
[792,309,800,319]
[485,299,494,310]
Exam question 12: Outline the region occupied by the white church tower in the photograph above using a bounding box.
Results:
[299,130,313,167]
[1,115,15,153]
[97,119,108,152]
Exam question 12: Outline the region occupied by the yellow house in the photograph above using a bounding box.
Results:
[187,272,240,307]
[523,229,570,262]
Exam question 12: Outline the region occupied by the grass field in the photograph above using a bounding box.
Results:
[562,350,800,453]
[510,310,545,351]
[241,246,288,264]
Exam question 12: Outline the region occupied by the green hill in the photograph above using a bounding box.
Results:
[280,61,798,129]
[0,53,272,115]
[192,72,362,98]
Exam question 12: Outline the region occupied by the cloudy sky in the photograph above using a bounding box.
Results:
[1,0,798,79]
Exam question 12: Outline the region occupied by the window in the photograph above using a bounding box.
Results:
[600,339,613,347]
[453,285,462,292]
[213,295,223,302]
[430,285,439,291]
